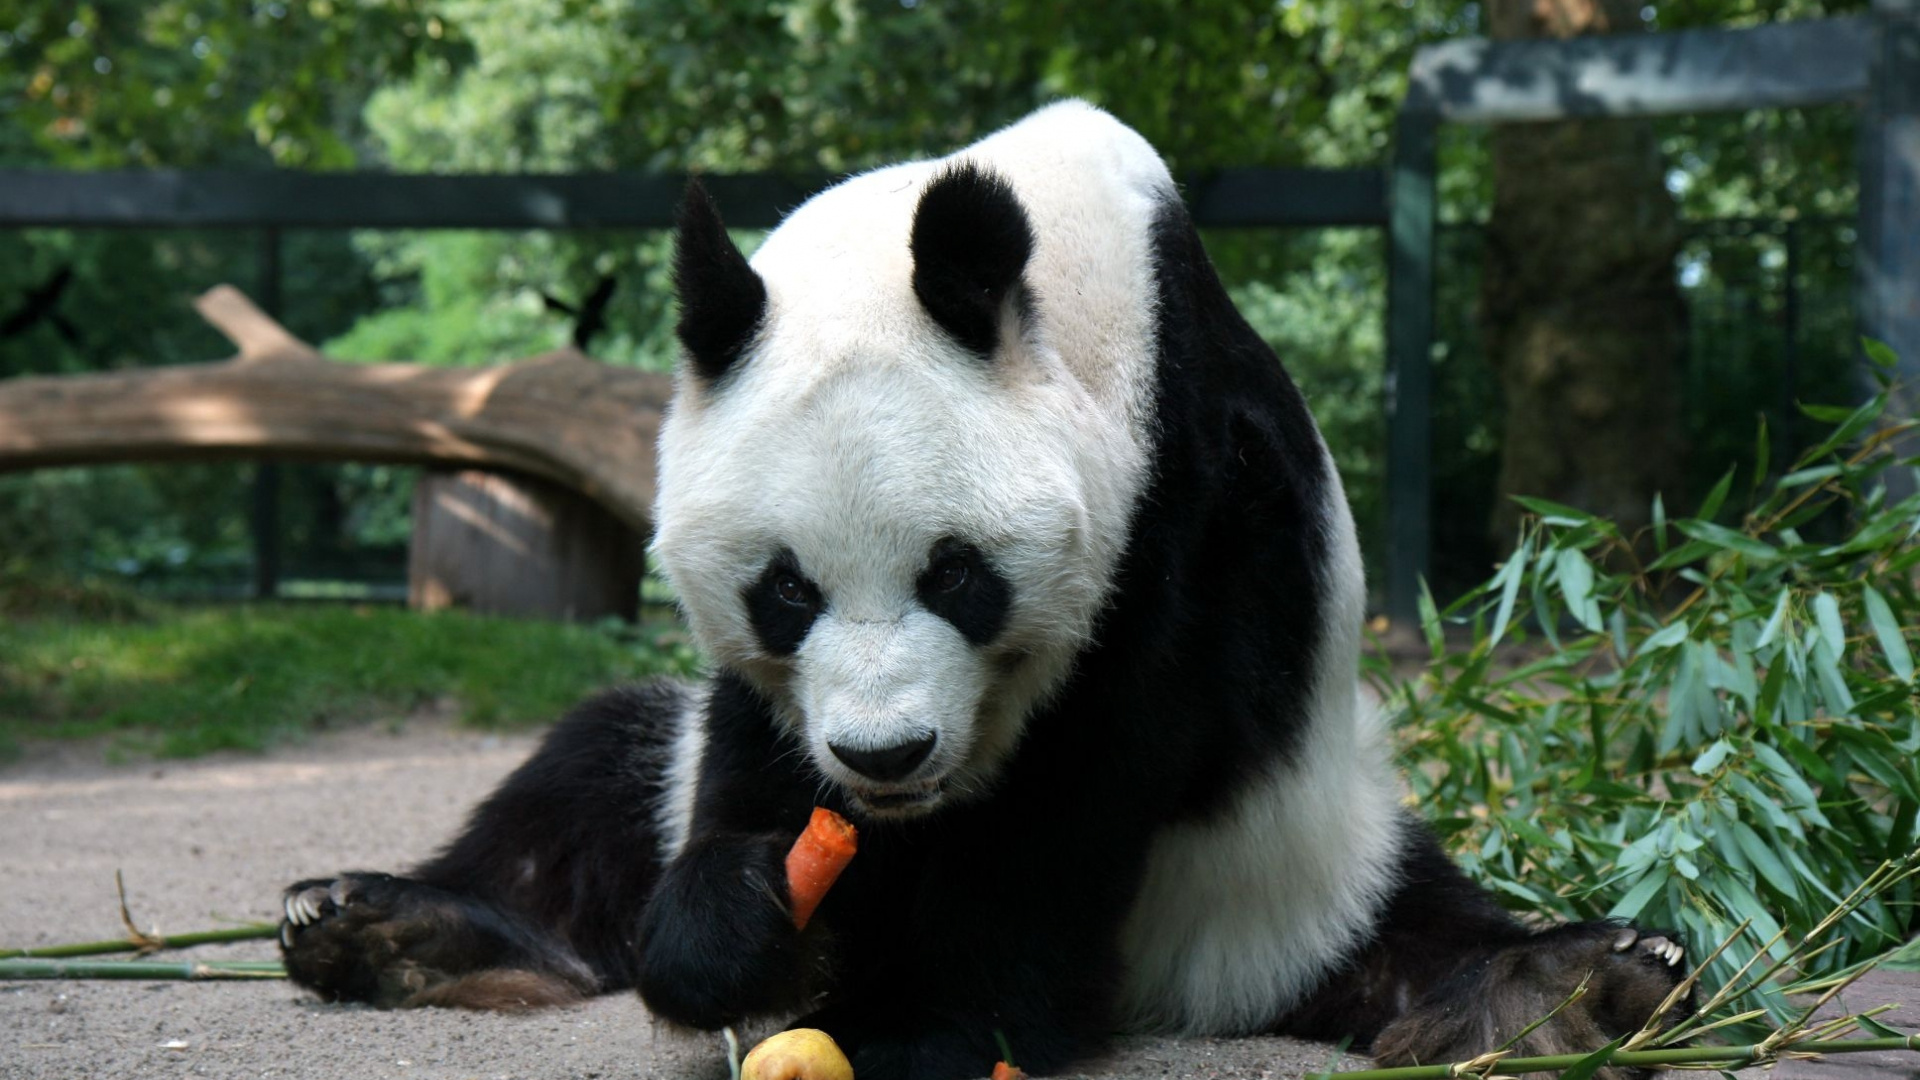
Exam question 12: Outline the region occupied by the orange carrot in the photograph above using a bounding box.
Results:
[990,1062,1026,1080]
[785,807,858,929]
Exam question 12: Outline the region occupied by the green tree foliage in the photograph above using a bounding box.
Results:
[0,0,468,168]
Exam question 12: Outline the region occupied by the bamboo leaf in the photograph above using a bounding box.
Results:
[1798,395,1885,463]
[1675,520,1780,562]
[1639,619,1690,656]
[1490,537,1529,647]
[1813,592,1846,659]
[1862,585,1914,682]
[1648,537,1719,571]
[1778,464,1842,488]
[1698,466,1737,523]
[1727,819,1801,902]
[1856,1015,1909,1039]
[1754,588,1791,650]
[1559,1036,1626,1080]
[1691,738,1733,776]
[1555,548,1603,632]
[1608,869,1669,921]
[1512,495,1599,527]
[1417,578,1443,658]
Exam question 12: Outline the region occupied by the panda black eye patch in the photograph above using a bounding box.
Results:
[916,538,1010,646]
[744,550,822,656]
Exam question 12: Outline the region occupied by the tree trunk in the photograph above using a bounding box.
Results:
[1481,0,1688,549]
[410,469,643,622]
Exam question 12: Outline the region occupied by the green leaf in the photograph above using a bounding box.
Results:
[1690,738,1732,775]
[1697,466,1736,523]
[1558,1036,1626,1080]
[1753,658,1790,724]
[1751,742,1831,826]
[1754,588,1791,650]
[1798,394,1886,463]
[1511,496,1597,527]
[1798,402,1858,423]
[1638,619,1690,655]
[1489,537,1529,647]
[1646,537,1719,572]
[1417,578,1443,659]
[1862,337,1898,370]
[1777,464,1842,489]
[1857,1015,1910,1039]
[1554,548,1603,632]
[1727,819,1800,901]
[1862,585,1915,682]
[1673,520,1779,561]
[1812,591,1846,659]
[1607,869,1668,921]
[1809,636,1856,713]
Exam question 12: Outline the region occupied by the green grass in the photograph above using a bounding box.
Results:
[0,598,698,758]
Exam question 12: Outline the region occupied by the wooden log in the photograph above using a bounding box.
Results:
[0,285,671,534]
[409,469,643,622]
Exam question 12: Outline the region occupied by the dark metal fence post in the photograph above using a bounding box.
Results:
[251,226,283,600]
[1861,0,1920,498]
[1386,110,1438,630]
[1782,219,1801,456]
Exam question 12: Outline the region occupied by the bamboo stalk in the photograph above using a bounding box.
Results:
[0,958,286,980]
[0,924,279,960]
[1344,1036,1920,1080]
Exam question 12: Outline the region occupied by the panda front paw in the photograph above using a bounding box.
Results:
[636,832,817,1029]
[1610,924,1686,971]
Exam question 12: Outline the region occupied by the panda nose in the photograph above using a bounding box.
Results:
[829,733,937,783]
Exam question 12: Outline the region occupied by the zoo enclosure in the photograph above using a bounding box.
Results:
[0,167,1390,606]
[1387,1,1920,624]
[1,5,1913,621]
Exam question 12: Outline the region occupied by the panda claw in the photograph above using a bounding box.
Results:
[1611,927,1639,952]
[279,922,295,948]
[1635,934,1683,967]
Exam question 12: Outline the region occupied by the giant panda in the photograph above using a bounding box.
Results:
[278,101,1688,1078]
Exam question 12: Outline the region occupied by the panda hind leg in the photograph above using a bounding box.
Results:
[1372,922,1691,1076]
[280,871,598,1010]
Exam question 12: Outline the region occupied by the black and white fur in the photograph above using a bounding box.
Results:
[280,102,1688,1078]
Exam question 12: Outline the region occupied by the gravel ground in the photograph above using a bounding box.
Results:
[2,721,1916,1080]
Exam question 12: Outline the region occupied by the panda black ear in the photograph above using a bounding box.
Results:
[910,163,1035,359]
[674,178,768,383]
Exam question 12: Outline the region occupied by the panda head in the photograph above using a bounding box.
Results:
[653,159,1142,820]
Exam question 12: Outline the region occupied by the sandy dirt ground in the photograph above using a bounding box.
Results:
[2,721,1916,1080]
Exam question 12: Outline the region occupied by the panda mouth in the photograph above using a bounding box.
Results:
[849,780,944,816]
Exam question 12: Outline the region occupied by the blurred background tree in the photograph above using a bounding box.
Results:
[0,0,1870,602]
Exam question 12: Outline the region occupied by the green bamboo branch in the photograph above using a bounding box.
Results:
[1343,1035,1920,1080]
[0,923,279,960]
[0,958,286,980]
